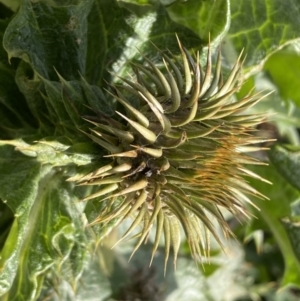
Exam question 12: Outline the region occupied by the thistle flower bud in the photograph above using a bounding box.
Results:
[76,37,271,272]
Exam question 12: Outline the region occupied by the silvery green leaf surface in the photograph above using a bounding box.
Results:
[228,0,300,71]
[0,145,88,300]
[3,0,93,81]
[0,139,95,166]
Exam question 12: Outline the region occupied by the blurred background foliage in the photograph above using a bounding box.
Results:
[0,0,300,300]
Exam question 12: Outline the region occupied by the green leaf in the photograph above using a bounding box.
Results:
[165,0,230,42]
[0,139,94,167]
[3,0,94,80]
[14,63,114,137]
[269,144,300,192]
[0,145,88,300]
[264,48,300,107]
[14,61,53,135]
[248,163,300,288]
[2,0,205,134]
[0,145,44,296]
[229,0,300,70]
[0,0,20,13]
[0,201,14,251]
[0,19,11,65]
[0,20,36,138]
[0,62,34,130]
[38,251,113,301]
[282,216,300,264]
[2,0,208,90]
[87,0,204,85]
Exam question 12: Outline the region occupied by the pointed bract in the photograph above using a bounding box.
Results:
[78,37,271,269]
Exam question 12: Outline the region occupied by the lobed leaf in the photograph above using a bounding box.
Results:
[0,145,88,300]
[269,144,300,192]
[229,0,300,71]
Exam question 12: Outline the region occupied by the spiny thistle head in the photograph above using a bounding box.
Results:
[75,37,271,272]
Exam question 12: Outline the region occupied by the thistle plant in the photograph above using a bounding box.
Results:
[74,37,270,271]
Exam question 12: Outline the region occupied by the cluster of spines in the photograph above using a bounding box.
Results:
[70,37,272,272]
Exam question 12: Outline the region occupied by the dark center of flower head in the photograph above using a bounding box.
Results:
[76,37,271,272]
